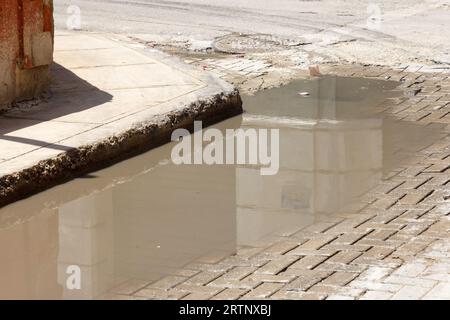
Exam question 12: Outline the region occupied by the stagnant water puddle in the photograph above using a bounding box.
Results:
[0,76,445,299]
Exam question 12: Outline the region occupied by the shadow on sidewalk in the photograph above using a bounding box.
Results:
[0,63,113,152]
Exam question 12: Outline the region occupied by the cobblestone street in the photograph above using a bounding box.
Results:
[100,65,450,300]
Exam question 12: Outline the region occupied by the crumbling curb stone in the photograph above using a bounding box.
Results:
[0,89,242,208]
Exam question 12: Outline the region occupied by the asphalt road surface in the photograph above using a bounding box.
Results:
[53,0,450,67]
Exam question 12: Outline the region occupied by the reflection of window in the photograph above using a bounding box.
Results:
[237,77,394,246]
[282,184,311,210]
[238,118,383,216]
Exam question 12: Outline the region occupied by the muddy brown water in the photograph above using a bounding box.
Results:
[0,76,445,299]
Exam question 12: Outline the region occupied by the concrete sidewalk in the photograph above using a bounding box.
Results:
[0,31,242,207]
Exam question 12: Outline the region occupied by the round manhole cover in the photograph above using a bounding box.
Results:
[213,34,306,54]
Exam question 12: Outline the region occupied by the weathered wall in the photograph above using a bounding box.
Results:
[0,0,53,109]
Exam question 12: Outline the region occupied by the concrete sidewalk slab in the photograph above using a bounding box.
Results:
[0,32,242,207]
[54,47,154,68]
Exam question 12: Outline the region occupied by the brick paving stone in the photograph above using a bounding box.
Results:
[321,272,360,286]
[244,273,297,284]
[397,221,435,237]
[349,281,403,293]
[360,222,405,231]
[358,267,395,282]
[221,266,259,280]
[325,244,372,252]
[134,288,188,300]
[288,255,330,270]
[260,241,302,256]
[393,241,429,257]
[424,259,450,273]
[284,270,333,291]
[365,229,398,241]
[422,221,450,238]
[307,284,340,296]
[354,259,403,269]
[332,232,371,245]
[356,238,404,249]
[185,262,233,273]
[326,216,375,234]
[392,262,428,277]
[424,161,450,173]
[327,295,355,300]
[398,165,432,178]
[207,276,262,289]
[422,282,450,299]
[176,284,223,295]
[184,271,224,286]
[421,266,450,282]
[398,191,434,205]
[371,196,403,209]
[401,178,433,190]
[360,290,394,300]
[271,290,327,300]
[315,262,367,273]
[334,287,366,298]
[241,283,284,299]
[291,235,338,251]
[286,248,338,256]
[221,255,270,268]
[369,211,406,224]
[327,251,363,264]
[255,256,300,275]
[211,288,249,300]
[391,286,431,300]
[352,247,395,264]
[388,233,413,243]
[182,292,217,300]
[383,275,436,288]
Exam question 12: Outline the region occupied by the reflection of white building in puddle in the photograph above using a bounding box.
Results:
[237,77,384,246]
[56,164,236,299]
[0,143,236,300]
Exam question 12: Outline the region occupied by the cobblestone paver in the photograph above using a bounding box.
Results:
[107,65,450,300]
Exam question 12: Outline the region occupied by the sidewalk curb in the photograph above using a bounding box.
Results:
[0,33,243,208]
[0,89,242,208]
